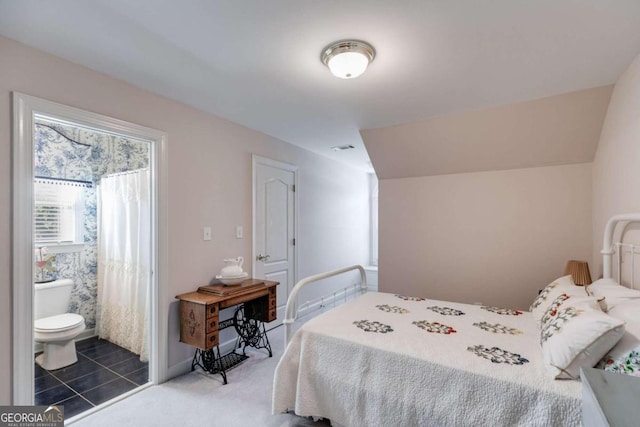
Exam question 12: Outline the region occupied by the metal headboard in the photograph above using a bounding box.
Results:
[601,213,640,288]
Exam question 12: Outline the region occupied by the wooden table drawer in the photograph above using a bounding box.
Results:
[206,303,218,318]
[205,332,219,349]
[206,317,218,333]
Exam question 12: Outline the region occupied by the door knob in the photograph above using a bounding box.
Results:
[257,254,271,262]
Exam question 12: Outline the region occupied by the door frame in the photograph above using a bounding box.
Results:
[12,92,169,404]
[251,155,299,299]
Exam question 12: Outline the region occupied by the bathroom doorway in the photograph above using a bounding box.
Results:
[12,93,169,418]
[33,118,151,417]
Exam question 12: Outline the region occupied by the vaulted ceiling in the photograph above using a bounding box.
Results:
[1,0,639,172]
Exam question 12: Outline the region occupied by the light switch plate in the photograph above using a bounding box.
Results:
[203,227,212,241]
[236,225,243,239]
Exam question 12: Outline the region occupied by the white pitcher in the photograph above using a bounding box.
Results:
[221,256,244,277]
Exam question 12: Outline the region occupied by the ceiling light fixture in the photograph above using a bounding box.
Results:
[321,40,375,79]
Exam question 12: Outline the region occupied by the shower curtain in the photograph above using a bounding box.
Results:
[97,169,150,361]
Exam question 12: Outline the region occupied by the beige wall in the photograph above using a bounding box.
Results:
[363,86,612,179]
[592,53,640,277]
[0,37,370,403]
[379,163,592,310]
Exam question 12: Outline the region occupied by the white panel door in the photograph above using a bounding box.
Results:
[253,157,296,328]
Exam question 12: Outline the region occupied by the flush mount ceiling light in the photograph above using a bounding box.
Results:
[321,40,375,79]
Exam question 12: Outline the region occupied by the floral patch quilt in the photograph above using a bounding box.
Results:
[273,292,582,427]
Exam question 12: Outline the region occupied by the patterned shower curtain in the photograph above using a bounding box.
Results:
[97,169,150,361]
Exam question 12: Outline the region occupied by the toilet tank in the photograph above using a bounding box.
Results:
[34,279,74,320]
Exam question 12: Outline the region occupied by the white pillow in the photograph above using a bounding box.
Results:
[608,299,640,322]
[529,275,589,324]
[587,278,640,312]
[597,299,640,376]
[540,295,625,379]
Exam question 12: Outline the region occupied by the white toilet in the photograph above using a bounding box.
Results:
[34,279,86,370]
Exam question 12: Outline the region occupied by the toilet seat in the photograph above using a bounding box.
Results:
[35,313,84,333]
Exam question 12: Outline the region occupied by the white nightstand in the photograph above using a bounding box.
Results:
[581,367,640,426]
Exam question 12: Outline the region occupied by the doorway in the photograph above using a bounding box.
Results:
[12,93,169,414]
[252,155,298,328]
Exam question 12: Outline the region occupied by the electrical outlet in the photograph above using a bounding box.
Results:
[236,225,243,239]
[203,227,212,241]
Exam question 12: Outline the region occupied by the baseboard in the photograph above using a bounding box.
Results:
[166,357,193,380]
[76,328,97,342]
[166,336,239,381]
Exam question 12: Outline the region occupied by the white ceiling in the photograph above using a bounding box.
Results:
[1,0,640,172]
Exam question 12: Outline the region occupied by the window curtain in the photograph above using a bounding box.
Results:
[97,169,150,361]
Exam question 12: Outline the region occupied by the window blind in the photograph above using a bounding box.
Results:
[34,178,85,244]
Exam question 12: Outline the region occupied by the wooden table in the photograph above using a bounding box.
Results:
[176,279,279,384]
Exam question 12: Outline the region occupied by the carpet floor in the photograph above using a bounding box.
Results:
[72,326,330,427]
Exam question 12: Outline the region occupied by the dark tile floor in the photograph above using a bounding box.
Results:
[35,337,148,419]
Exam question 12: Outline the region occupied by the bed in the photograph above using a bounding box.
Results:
[272,213,640,426]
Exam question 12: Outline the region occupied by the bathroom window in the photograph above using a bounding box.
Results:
[34,178,85,245]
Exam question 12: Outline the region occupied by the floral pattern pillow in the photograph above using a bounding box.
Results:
[599,351,640,376]
[596,299,640,376]
[539,296,625,379]
[530,275,587,324]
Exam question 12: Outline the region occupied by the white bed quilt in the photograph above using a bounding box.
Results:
[273,292,582,427]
